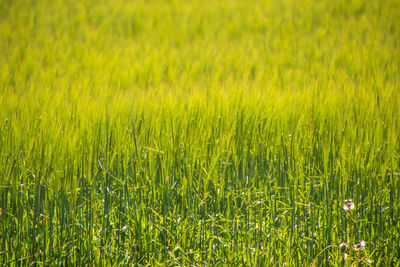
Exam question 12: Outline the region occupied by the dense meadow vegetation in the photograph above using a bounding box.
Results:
[1,0,400,265]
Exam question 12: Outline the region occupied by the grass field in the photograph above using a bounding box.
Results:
[1,0,400,265]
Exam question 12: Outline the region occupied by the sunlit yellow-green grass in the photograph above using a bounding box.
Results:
[1,0,399,265]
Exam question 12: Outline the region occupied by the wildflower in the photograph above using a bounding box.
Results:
[363,258,372,264]
[353,240,366,251]
[339,242,347,252]
[343,199,355,211]
[381,206,389,212]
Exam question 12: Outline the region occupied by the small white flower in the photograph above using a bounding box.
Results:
[353,240,366,251]
[343,199,355,211]
[364,258,372,264]
[381,206,389,212]
[339,242,347,252]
